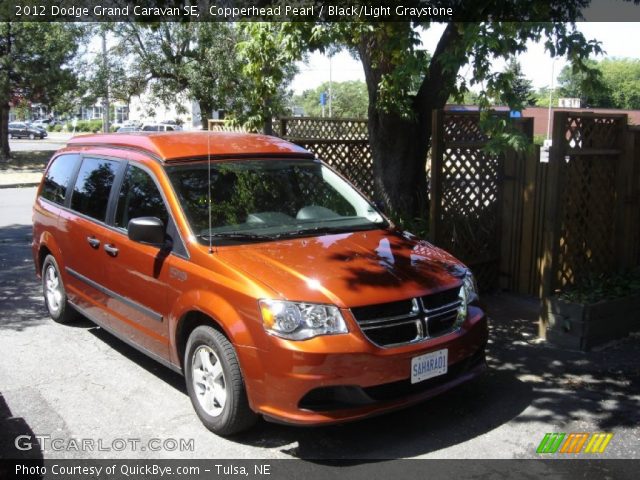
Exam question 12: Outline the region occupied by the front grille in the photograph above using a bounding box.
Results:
[351,285,463,347]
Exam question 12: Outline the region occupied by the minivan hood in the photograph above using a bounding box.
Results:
[218,229,465,308]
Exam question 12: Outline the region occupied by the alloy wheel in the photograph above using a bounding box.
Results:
[191,345,227,417]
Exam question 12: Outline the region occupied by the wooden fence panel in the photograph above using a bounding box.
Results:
[430,111,513,290]
[279,117,374,198]
[542,112,628,297]
[276,114,638,299]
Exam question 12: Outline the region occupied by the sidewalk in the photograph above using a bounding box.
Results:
[0,170,43,188]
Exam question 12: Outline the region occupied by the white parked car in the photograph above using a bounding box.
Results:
[141,123,181,132]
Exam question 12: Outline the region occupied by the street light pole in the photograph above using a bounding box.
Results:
[328,55,333,117]
[546,58,555,141]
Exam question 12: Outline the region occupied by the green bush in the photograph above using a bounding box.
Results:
[74,120,103,132]
[50,124,63,132]
[559,269,640,304]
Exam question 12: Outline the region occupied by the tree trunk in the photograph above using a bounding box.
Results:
[358,23,464,222]
[198,99,213,130]
[367,107,430,221]
[0,103,10,162]
[262,97,273,136]
[0,22,11,161]
[263,117,273,136]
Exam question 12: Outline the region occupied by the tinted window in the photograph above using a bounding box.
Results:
[115,165,168,230]
[41,155,80,205]
[71,158,119,221]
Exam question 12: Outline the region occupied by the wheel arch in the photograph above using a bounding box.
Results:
[170,290,259,370]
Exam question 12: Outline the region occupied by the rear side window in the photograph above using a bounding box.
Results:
[70,157,119,221]
[115,165,169,230]
[41,154,79,205]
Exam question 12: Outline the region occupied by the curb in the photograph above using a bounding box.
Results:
[0,182,40,189]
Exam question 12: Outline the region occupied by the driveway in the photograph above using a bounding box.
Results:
[0,187,639,461]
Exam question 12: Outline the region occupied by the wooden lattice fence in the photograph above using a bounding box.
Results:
[276,113,639,298]
[278,117,374,198]
[430,110,512,290]
[541,112,634,296]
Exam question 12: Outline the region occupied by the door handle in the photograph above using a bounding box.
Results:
[104,244,119,257]
[87,236,100,249]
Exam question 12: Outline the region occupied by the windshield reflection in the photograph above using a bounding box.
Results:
[166,159,386,244]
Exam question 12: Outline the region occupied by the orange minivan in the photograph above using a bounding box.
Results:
[32,132,488,435]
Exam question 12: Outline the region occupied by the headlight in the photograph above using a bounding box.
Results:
[462,270,479,304]
[259,300,348,340]
[455,270,478,328]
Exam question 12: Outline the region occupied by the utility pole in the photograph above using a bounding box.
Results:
[546,58,555,141]
[328,55,333,117]
[102,29,110,133]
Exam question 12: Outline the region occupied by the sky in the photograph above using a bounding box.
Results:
[290,22,640,95]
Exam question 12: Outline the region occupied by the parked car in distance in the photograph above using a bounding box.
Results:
[116,126,139,133]
[8,122,47,139]
[32,132,487,435]
[27,122,49,135]
[142,123,181,132]
[32,119,52,130]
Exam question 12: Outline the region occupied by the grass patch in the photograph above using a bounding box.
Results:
[0,151,52,171]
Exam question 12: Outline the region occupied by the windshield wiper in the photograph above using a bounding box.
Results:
[198,232,273,241]
[277,224,380,238]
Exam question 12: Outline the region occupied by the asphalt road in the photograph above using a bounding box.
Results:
[8,136,68,152]
[0,187,639,463]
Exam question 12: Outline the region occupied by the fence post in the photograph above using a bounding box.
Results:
[279,118,288,138]
[617,123,636,269]
[429,109,444,244]
[539,111,567,338]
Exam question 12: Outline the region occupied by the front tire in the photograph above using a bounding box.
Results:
[184,326,257,435]
[42,255,78,324]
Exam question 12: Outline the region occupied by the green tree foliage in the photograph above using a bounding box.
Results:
[533,86,561,108]
[495,59,536,107]
[557,58,640,109]
[113,22,243,128]
[0,22,85,160]
[292,80,368,117]
[235,23,303,134]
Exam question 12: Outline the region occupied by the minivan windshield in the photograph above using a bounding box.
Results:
[166,159,386,244]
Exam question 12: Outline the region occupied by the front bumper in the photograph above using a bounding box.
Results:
[237,306,488,426]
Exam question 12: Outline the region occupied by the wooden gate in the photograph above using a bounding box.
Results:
[429,111,524,290]
[541,112,634,296]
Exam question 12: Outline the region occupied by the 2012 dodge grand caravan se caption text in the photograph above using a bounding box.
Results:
[32,132,488,435]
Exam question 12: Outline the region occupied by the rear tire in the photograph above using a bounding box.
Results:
[184,326,257,435]
[42,255,78,324]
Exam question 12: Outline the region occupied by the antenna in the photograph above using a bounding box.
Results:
[207,130,213,254]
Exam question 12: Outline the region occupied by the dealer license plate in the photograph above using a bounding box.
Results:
[411,349,448,384]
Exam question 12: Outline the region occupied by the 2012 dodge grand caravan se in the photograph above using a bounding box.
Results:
[32,132,488,435]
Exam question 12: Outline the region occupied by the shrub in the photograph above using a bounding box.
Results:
[558,269,640,304]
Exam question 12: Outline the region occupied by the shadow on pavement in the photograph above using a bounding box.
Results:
[0,393,44,464]
[485,293,640,432]
[0,224,47,332]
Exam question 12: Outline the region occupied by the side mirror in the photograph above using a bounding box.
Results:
[128,217,165,246]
